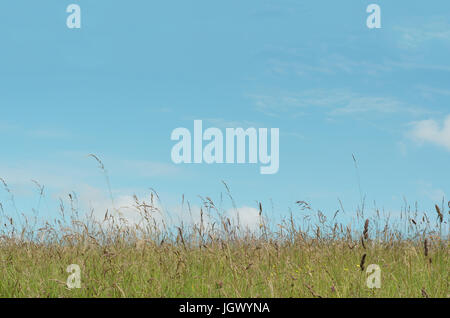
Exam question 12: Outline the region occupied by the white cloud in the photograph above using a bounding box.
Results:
[409,115,450,151]
[416,181,446,202]
[225,206,261,232]
[418,86,450,99]
[248,90,429,118]
[330,96,403,115]
[395,21,450,49]
[70,185,262,233]
[267,55,393,77]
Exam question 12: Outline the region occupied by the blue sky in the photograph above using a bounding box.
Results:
[0,1,449,227]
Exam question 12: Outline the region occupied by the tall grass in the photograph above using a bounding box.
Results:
[0,160,448,298]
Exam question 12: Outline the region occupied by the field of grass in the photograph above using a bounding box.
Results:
[0,237,447,298]
[0,189,448,298]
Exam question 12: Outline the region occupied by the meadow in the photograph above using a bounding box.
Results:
[0,155,448,298]
[0,189,448,298]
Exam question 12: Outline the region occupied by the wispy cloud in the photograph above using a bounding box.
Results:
[0,121,71,139]
[395,20,450,49]
[417,85,450,99]
[409,115,450,151]
[416,181,446,202]
[248,90,430,118]
[329,96,417,115]
[267,54,393,77]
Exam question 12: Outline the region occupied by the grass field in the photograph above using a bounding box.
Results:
[0,236,447,298]
[0,188,448,298]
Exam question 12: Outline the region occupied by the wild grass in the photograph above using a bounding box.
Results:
[0,158,448,298]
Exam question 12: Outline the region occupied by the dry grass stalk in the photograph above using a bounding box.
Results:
[435,205,443,223]
[304,284,322,298]
[424,238,429,257]
[421,287,429,298]
[360,253,367,271]
[363,219,369,241]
